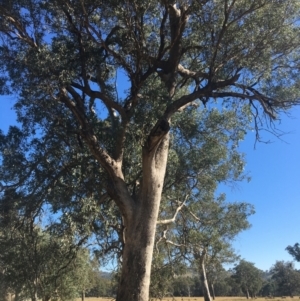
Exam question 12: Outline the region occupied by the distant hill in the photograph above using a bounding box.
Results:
[100,271,112,279]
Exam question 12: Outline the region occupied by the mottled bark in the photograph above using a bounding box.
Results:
[116,132,170,301]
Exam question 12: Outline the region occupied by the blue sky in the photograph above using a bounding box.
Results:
[1,95,300,272]
[222,106,300,271]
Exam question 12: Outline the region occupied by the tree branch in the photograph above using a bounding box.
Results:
[157,195,189,225]
[70,82,127,121]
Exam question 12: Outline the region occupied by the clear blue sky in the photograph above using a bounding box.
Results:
[222,106,300,271]
[1,95,300,272]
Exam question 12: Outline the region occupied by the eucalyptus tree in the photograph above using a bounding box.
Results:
[55,248,98,301]
[206,258,233,299]
[231,260,263,299]
[286,243,300,262]
[149,252,183,300]
[270,261,300,297]
[156,192,254,301]
[0,190,91,301]
[1,1,300,301]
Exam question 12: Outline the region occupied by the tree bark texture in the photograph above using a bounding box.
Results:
[116,133,170,301]
[211,283,216,300]
[198,250,212,301]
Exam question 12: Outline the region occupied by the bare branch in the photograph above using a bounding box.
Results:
[70,82,127,121]
[157,7,168,60]
[177,64,209,79]
[157,194,189,225]
[58,88,120,176]
[156,229,186,252]
[0,12,38,48]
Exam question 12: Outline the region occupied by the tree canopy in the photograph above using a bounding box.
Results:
[286,243,300,262]
[1,1,300,300]
[231,260,263,299]
[271,261,300,297]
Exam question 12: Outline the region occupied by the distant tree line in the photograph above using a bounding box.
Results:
[148,252,300,300]
[0,200,300,301]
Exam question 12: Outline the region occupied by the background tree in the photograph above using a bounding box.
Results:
[172,275,195,298]
[225,273,243,297]
[231,260,263,299]
[286,243,300,262]
[260,279,277,298]
[270,261,300,297]
[86,270,113,298]
[206,259,234,299]
[156,193,254,301]
[0,191,93,301]
[1,1,300,301]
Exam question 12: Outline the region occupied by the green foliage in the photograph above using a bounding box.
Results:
[270,261,300,297]
[172,275,195,297]
[150,251,187,299]
[86,274,113,298]
[0,198,97,301]
[260,279,277,297]
[1,1,300,298]
[286,243,300,262]
[231,260,264,298]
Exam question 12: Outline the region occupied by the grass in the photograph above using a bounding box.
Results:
[79,297,300,301]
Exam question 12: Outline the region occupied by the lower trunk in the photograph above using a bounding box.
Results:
[31,292,38,301]
[13,287,21,301]
[116,134,170,301]
[30,278,38,301]
[211,283,215,300]
[42,295,51,301]
[3,293,9,301]
[81,290,85,301]
[116,203,160,301]
[201,261,212,301]
[246,288,250,299]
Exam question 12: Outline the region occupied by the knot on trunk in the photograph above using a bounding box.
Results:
[154,119,170,135]
[145,119,170,153]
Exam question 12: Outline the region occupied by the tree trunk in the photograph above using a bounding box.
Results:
[187,285,191,297]
[3,292,9,301]
[42,295,51,301]
[246,288,250,299]
[31,292,38,301]
[211,283,216,300]
[116,133,170,301]
[81,290,85,301]
[14,291,19,301]
[201,260,212,301]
